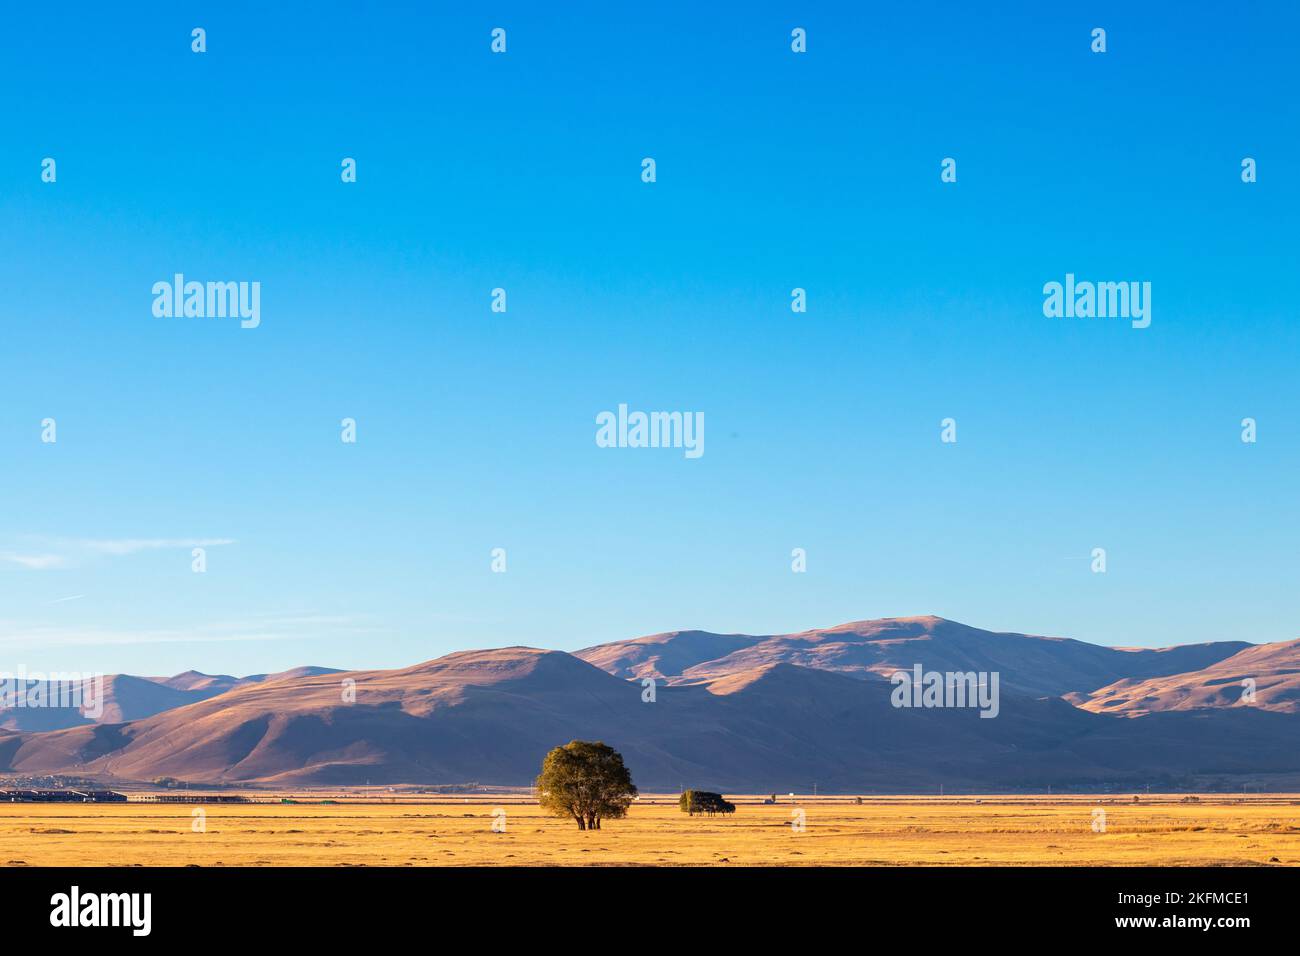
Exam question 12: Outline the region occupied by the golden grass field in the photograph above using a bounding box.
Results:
[2,795,1298,867]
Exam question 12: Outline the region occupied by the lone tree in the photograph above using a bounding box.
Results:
[535,740,638,830]
[679,790,736,816]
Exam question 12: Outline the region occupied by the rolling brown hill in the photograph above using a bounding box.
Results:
[1,620,1297,791]
[153,666,341,695]
[0,666,340,732]
[1071,638,1300,716]
[575,615,1251,697]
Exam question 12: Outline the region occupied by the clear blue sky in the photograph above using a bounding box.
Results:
[2,1,1297,676]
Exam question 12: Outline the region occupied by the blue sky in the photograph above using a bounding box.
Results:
[2,1,1297,676]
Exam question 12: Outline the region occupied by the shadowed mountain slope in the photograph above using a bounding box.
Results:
[2,630,1297,791]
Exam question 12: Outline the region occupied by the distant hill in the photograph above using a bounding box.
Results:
[0,666,341,732]
[576,616,1251,697]
[1070,638,1300,716]
[1,618,1297,791]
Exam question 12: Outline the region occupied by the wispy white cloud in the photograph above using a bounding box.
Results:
[0,613,381,648]
[78,538,236,556]
[46,594,86,605]
[0,536,235,570]
[0,552,68,570]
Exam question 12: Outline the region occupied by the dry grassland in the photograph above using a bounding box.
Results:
[3,795,1297,867]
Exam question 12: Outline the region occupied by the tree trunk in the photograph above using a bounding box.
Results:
[574,813,586,830]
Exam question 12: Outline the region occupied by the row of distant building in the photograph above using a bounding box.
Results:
[3,789,127,802]
[1,789,252,803]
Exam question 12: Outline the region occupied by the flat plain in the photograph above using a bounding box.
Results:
[3,794,1299,866]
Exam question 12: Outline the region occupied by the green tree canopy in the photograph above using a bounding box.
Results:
[535,740,638,830]
[679,790,736,816]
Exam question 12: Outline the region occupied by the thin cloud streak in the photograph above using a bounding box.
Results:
[0,553,68,570]
[0,614,385,648]
[0,536,236,569]
[77,538,237,556]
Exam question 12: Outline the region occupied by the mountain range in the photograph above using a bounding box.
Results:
[2,616,1297,791]
[0,666,340,732]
